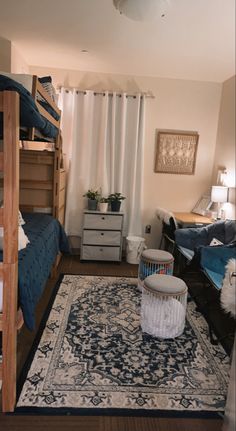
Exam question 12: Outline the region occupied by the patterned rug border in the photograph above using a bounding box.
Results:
[15,274,226,418]
[16,274,66,401]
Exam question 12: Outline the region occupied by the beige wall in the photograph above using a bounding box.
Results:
[11,43,29,74]
[0,38,29,73]
[212,75,235,220]
[0,37,11,72]
[30,65,222,246]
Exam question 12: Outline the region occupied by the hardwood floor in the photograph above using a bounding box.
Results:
[0,255,223,431]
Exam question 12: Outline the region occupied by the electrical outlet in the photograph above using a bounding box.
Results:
[145,225,151,234]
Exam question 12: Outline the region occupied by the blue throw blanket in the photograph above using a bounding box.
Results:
[0,74,58,139]
[175,220,236,251]
[175,220,236,289]
[0,213,69,330]
[199,243,236,289]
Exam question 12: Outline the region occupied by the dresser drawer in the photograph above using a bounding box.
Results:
[84,213,123,230]
[83,230,121,246]
[81,245,121,261]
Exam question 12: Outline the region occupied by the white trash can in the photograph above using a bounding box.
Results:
[126,236,146,264]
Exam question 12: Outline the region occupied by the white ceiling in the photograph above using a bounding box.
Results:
[0,0,235,82]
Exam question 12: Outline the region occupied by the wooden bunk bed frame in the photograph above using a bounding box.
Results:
[19,140,65,226]
[0,90,19,413]
[0,80,65,412]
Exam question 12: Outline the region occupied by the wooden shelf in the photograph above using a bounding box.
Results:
[20,150,54,165]
[20,180,53,190]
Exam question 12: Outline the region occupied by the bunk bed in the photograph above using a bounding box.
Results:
[0,74,68,412]
[0,72,60,141]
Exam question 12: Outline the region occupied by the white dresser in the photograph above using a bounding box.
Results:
[81,210,124,261]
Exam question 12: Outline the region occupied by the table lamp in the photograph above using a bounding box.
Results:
[211,186,228,219]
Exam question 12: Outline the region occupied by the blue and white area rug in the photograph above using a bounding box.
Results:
[17,275,230,415]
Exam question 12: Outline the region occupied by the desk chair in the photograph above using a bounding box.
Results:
[156,208,178,254]
[160,217,177,254]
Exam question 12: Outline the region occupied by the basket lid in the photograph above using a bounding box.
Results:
[142,249,174,263]
[144,274,187,295]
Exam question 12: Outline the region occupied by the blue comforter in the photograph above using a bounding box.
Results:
[0,213,69,330]
[0,74,58,139]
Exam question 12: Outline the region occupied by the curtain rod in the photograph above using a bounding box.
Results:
[57,86,155,99]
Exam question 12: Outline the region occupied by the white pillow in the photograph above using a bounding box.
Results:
[0,225,30,251]
[0,207,25,225]
[0,71,33,92]
[18,210,25,225]
[18,225,30,249]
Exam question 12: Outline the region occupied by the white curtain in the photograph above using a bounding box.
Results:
[59,89,145,237]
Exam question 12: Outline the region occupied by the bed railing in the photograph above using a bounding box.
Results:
[0,90,20,412]
[30,75,61,140]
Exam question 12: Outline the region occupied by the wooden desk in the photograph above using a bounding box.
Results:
[173,212,213,227]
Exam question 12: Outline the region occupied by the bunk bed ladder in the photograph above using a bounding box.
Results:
[0,90,19,412]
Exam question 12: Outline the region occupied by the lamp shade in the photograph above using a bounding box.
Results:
[113,0,169,21]
[211,186,228,203]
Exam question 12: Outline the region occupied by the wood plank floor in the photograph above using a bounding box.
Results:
[0,255,223,431]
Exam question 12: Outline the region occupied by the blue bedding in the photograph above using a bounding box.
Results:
[200,243,236,289]
[0,213,69,330]
[0,74,58,139]
[175,220,236,289]
[175,220,236,251]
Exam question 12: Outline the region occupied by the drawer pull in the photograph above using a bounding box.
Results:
[99,248,103,252]
[101,233,104,236]
[101,217,105,220]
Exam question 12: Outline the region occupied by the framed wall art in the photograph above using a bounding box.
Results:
[155,130,199,175]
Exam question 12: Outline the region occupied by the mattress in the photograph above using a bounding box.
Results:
[0,213,69,330]
[21,140,55,150]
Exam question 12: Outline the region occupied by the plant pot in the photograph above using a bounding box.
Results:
[88,198,98,211]
[99,202,108,212]
[110,200,121,212]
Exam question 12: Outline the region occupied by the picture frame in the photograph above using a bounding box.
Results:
[192,195,212,216]
[155,130,199,175]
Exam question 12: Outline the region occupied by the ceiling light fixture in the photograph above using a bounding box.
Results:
[113,0,169,21]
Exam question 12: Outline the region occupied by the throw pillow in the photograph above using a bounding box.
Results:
[0,225,30,251]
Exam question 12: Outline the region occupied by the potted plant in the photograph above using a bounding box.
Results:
[99,197,109,213]
[108,192,126,212]
[83,188,100,211]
